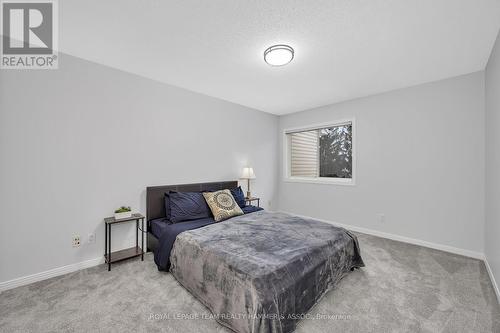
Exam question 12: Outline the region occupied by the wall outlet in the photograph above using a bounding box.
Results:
[377,213,386,224]
[88,233,96,244]
[72,235,81,247]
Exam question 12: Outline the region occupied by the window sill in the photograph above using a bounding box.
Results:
[283,177,356,186]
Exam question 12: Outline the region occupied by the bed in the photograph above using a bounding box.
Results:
[146,181,364,333]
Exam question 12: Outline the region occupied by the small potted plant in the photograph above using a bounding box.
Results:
[114,206,132,219]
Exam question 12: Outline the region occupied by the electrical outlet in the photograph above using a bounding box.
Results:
[377,213,386,224]
[88,233,96,244]
[72,235,81,247]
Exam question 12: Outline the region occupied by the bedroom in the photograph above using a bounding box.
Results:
[0,1,499,332]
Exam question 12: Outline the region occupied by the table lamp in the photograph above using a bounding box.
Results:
[240,167,256,198]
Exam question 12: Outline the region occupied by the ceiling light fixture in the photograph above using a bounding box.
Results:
[264,44,294,66]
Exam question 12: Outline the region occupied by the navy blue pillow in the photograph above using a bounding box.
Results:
[164,192,172,220]
[169,191,211,223]
[230,186,246,208]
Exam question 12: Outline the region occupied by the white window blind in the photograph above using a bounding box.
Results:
[289,130,318,177]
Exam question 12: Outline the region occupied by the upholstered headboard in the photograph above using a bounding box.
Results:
[146,181,238,225]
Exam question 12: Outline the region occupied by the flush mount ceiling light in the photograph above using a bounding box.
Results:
[264,44,294,66]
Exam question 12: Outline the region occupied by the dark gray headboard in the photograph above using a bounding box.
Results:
[146,181,238,225]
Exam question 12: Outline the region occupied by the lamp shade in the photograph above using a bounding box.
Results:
[241,167,256,179]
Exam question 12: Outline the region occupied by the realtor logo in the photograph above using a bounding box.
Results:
[1,0,58,69]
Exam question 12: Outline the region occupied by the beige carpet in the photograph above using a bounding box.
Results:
[1,232,499,333]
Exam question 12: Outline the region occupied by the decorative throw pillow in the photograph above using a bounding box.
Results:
[203,189,244,222]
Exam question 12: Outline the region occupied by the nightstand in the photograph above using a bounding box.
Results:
[245,197,260,207]
[104,213,145,271]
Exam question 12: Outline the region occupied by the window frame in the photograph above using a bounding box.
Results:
[283,118,356,186]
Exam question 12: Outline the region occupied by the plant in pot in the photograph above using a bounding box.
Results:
[114,206,132,219]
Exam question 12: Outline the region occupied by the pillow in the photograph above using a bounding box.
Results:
[230,186,246,208]
[203,189,244,222]
[169,191,211,223]
[164,192,172,220]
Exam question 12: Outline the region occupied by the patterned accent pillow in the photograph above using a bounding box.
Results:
[203,189,244,222]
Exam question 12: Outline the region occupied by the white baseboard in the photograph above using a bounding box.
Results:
[279,211,485,260]
[484,257,500,304]
[0,257,104,292]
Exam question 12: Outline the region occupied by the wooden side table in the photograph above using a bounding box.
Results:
[245,197,260,207]
[104,213,145,271]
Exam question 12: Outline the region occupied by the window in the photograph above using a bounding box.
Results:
[285,120,355,185]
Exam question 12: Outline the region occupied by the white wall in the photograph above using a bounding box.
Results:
[486,31,500,298]
[0,54,278,283]
[0,53,492,288]
[278,72,485,254]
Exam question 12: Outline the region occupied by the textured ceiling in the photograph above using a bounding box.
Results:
[60,0,500,115]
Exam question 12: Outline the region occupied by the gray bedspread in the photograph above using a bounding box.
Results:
[170,211,364,333]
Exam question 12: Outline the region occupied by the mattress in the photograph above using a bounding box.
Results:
[153,205,264,270]
[170,211,364,333]
[149,217,171,239]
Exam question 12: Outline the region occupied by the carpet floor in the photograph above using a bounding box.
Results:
[1,232,499,333]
